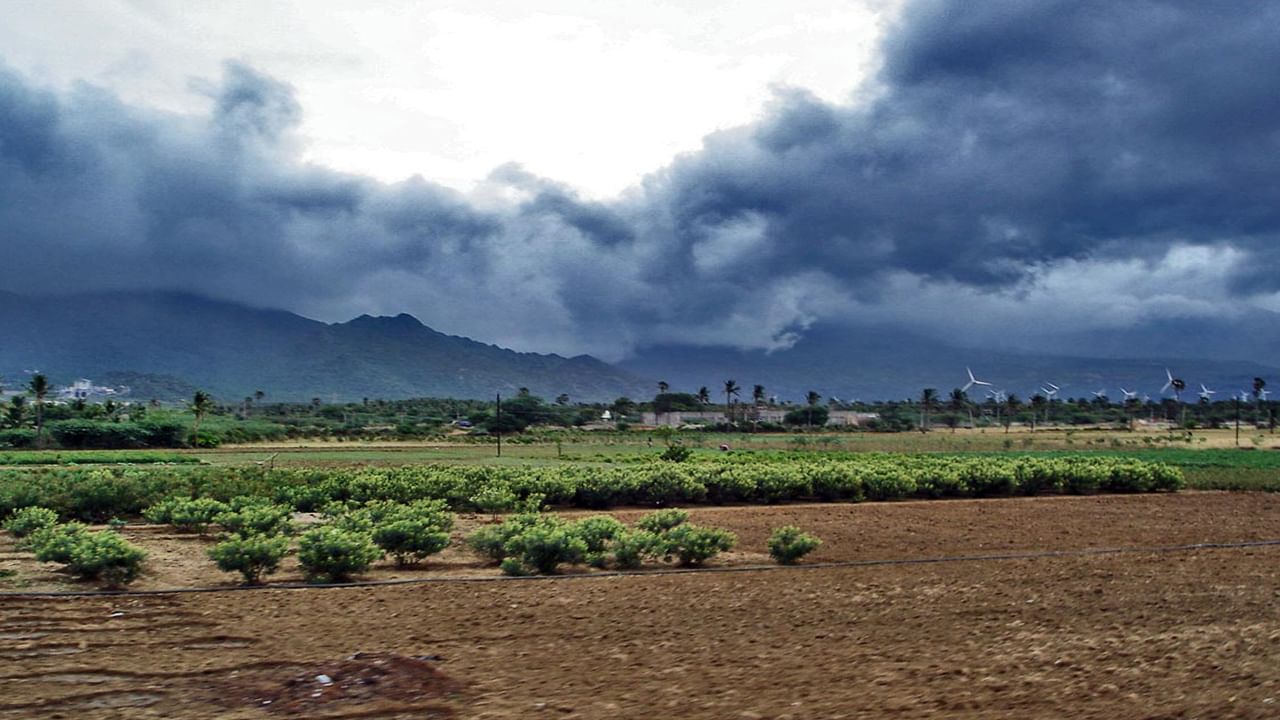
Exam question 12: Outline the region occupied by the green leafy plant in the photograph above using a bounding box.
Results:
[652,524,736,567]
[215,504,295,537]
[372,520,451,566]
[499,556,529,576]
[297,525,381,583]
[4,506,59,538]
[209,533,291,585]
[636,508,689,533]
[167,498,230,533]
[66,531,147,588]
[469,483,517,516]
[610,529,657,570]
[573,516,625,554]
[503,521,588,575]
[659,444,692,462]
[466,512,543,563]
[28,522,89,563]
[767,526,822,565]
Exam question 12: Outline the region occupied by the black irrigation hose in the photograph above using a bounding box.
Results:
[2,538,1278,599]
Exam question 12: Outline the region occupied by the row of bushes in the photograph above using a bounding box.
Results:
[0,421,193,450]
[0,450,197,466]
[0,455,1184,522]
[3,507,146,588]
[6,496,823,587]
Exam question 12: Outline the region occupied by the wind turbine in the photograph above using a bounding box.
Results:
[1160,369,1187,426]
[1039,382,1059,425]
[962,367,992,393]
[1198,384,1217,402]
[1120,388,1138,401]
[1092,389,1108,402]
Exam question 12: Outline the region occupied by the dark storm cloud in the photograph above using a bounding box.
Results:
[652,0,1280,292]
[1,1,1278,358]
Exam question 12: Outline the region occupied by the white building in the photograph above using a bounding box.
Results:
[642,409,879,427]
[56,378,120,401]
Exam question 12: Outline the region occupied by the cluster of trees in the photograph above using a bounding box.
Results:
[3,371,1273,451]
[915,380,1276,433]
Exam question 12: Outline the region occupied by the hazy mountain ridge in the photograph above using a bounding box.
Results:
[0,292,648,402]
[1,292,1276,404]
[622,323,1280,402]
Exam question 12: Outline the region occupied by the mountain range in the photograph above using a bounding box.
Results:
[0,291,1276,403]
[0,292,647,402]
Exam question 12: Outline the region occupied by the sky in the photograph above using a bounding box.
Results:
[1,0,1278,361]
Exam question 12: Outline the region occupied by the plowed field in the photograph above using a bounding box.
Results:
[2,492,1278,718]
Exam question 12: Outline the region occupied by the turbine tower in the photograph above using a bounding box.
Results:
[1040,382,1059,425]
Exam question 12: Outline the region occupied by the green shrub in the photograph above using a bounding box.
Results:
[610,529,656,570]
[4,506,59,538]
[167,498,230,533]
[636,508,689,533]
[62,469,147,522]
[215,504,295,537]
[574,516,625,554]
[66,531,147,588]
[297,526,381,583]
[372,520,451,566]
[500,556,529,576]
[28,522,90,563]
[767,526,822,565]
[208,533,291,584]
[503,521,588,575]
[659,444,692,462]
[465,512,543,563]
[467,524,513,562]
[141,497,180,524]
[652,524,736,567]
[469,483,517,515]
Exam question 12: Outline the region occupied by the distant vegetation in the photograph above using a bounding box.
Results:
[0,454,1183,522]
[1,383,1273,451]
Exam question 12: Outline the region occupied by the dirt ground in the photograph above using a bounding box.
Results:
[2,493,1278,718]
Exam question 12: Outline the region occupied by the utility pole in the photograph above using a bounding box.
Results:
[495,392,502,458]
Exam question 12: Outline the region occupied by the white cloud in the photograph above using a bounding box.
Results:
[0,0,894,198]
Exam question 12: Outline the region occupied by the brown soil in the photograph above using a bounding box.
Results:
[1,493,1278,718]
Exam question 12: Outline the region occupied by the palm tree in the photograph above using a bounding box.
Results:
[697,386,711,405]
[1253,377,1268,430]
[805,390,821,428]
[919,388,937,432]
[753,385,766,406]
[28,374,49,447]
[1003,393,1022,433]
[555,393,570,406]
[948,388,968,432]
[190,390,214,446]
[657,381,669,395]
[1170,378,1187,427]
[1030,394,1046,431]
[6,395,26,429]
[723,380,740,425]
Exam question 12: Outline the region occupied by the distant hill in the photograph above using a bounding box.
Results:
[0,292,648,402]
[3,292,1275,404]
[621,323,1280,402]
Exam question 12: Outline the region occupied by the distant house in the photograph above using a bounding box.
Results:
[641,409,879,427]
[56,378,120,402]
